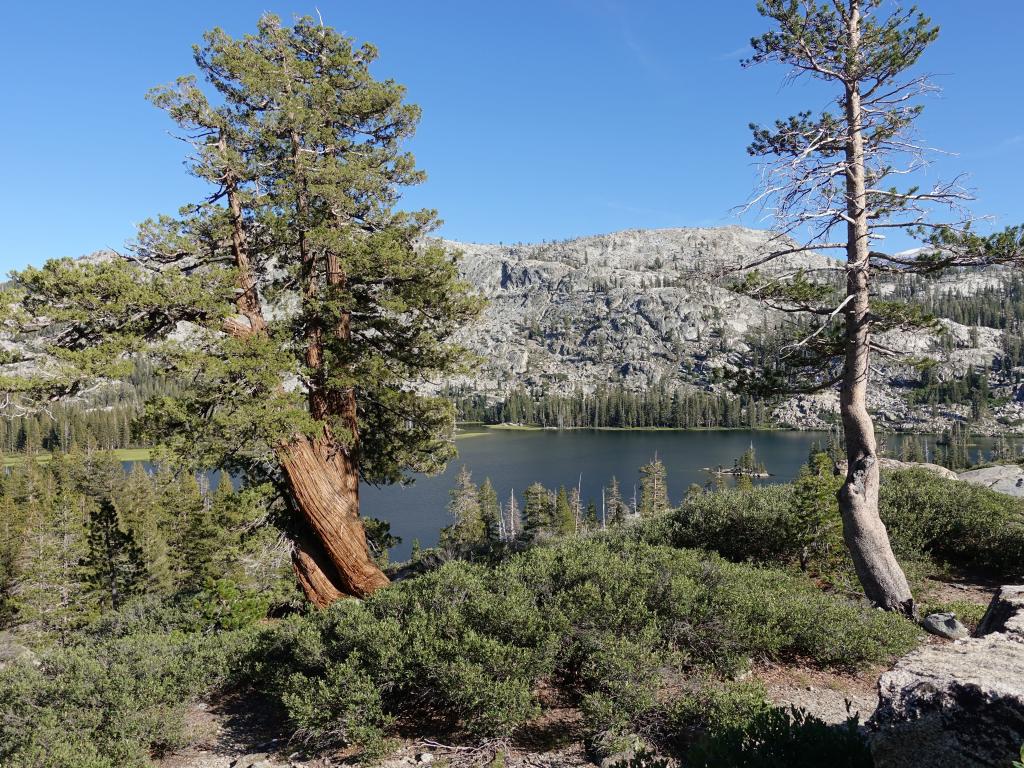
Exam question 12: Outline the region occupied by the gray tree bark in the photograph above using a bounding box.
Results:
[838,1,915,616]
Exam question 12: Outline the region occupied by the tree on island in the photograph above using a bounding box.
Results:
[734,0,1023,614]
[0,15,480,606]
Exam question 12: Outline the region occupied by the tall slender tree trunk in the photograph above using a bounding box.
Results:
[838,2,915,616]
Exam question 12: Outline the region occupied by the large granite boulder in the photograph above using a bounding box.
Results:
[870,586,1024,767]
[834,458,960,481]
[957,465,1024,498]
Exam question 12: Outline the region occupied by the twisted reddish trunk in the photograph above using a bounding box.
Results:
[290,519,347,608]
[279,434,389,598]
[284,129,389,604]
[218,136,387,606]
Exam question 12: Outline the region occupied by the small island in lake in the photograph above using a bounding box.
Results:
[704,444,771,477]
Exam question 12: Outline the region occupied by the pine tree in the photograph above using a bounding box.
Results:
[6,468,90,643]
[441,467,485,551]
[604,476,629,527]
[734,0,1024,614]
[791,454,844,572]
[553,486,574,536]
[477,478,501,543]
[638,454,670,516]
[80,499,146,611]
[522,482,553,540]
[119,463,173,596]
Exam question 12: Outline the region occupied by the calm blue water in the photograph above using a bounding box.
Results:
[122,428,1008,561]
[361,428,826,560]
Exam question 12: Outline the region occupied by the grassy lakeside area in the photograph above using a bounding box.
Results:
[1,448,153,467]
[2,436,491,468]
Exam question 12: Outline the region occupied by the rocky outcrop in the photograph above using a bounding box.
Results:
[438,227,1022,432]
[834,457,960,480]
[19,228,1024,434]
[870,585,1024,767]
[446,227,832,397]
[958,465,1024,498]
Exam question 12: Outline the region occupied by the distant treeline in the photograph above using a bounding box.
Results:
[0,360,177,454]
[452,384,774,429]
[887,272,1024,330]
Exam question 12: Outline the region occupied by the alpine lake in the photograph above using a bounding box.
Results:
[360,426,994,561]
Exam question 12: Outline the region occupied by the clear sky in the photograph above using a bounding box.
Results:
[2,1,1021,273]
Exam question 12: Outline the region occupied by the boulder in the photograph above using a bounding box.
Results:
[869,584,1024,767]
[921,612,970,640]
[957,465,1024,498]
[834,458,960,480]
[877,458,960,480]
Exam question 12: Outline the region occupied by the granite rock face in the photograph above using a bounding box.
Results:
[870,585,1024,767]
[439,227,1022,431]
[446,226,833,397]
[13,227,1024,433]
[958,465,1024,498]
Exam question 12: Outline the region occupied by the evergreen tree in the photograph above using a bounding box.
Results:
[791,454,844,572]
[729,0,1023,613]
[638,454,670,517]
[80,499,146,611]
[440,467,485,551]
[119,463,173,596]
[604,476,629,527]
[477,478,501,543]
[553,486,575,536]
[2,14,482,605]
[522,482,553,540]
[6,467,90,643]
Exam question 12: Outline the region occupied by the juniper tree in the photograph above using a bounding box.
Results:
[733,0,1024,613]
[0,15,481,606]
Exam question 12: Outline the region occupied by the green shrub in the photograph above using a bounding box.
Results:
[189,576,270,632]
[880,469,1024,579]
[685,706,872,768]
[241,563,554,753]
[918,598,990,632]
[0,630,243,768]
[643,464,1024,586]
[651,485,800,564]
[240,537,919,754]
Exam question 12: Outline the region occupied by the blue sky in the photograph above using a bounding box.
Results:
[2,1,1021,273]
